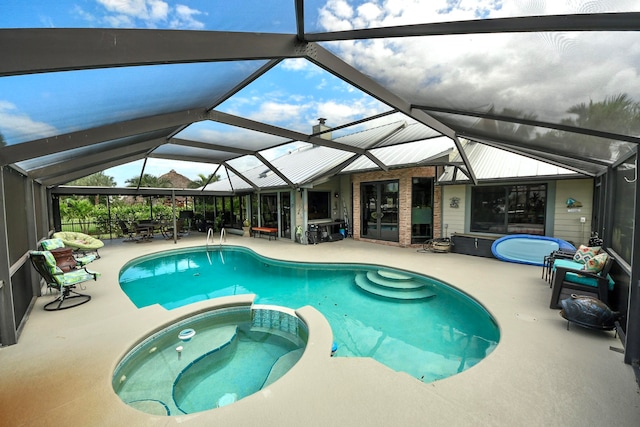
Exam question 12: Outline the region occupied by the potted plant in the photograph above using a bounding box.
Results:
[242,219,251,237]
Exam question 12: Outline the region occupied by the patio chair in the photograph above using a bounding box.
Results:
[40,238,97,270]
[29,250,100,311]
[550,253,615,309]
[542,248,576,283]
[52,231,104,258]
[162,219,185,239]
[118,220,151,243]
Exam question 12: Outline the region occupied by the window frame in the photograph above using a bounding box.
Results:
[470,183,547,235]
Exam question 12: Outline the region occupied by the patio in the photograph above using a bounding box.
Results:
[1,234,638,426]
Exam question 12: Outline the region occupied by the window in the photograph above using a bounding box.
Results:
[308,191,331,220]
[471,184,546,235]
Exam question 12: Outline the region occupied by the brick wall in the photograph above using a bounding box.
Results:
[351,166,441,247]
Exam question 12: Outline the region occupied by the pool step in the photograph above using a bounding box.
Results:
[355,273,436,300]
[366,271,424,290]
[377,270,413,281]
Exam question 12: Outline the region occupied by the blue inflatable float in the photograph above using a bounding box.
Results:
[491,234,575,266]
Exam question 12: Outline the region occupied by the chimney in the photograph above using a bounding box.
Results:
[312,118,332,140]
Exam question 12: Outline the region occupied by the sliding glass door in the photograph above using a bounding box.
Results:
[361,180,399,242]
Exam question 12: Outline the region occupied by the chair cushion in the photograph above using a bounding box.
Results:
[572,245,601,264]
[60,269,101,286]
[583,252,608,273]
[553,259,584,271]
[41,238,65,250]
[564,271,615,291]
[31,250,65,276]
[75,254,97,266]
[52,231,104,250]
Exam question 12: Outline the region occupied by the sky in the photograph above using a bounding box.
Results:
[2,1,640,186]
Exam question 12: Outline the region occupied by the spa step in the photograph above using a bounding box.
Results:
[355,273,436,300]
[366,271,424,291]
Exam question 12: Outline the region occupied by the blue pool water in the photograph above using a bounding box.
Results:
[119,246,499,382]
[114,306,306,415]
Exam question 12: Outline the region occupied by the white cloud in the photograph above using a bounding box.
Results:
[281,58,311,72]
[93,0,204,29]
[248,102,308,127]
[0,101,58,144]
[169,4,205,30]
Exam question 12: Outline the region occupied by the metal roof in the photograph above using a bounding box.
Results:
[439,140,580,184]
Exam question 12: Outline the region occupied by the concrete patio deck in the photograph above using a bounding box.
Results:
[1,233,639,426]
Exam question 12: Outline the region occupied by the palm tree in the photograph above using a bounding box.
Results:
[125,174,172,188]
[553,93,640,160]
[473,106,538,140]
[562,93,640,135]
[188,173,219,188]
[67,172,117,187]
[66,172,117,205]
[65,198,94,233]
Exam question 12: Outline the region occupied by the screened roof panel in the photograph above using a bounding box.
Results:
[174,121,291,152]
[0,0,296,33]
[15,128,172,172]
[204,145,355,192]
[320,30,640,139]
[0,60,268,146]
[215,58,392,135]
[3,4,639,190]
[426,110,637,167]
[304,0,640,33]
[271,145,353,185]
[331,120,409,149]
[343,136,454,173]
[150,144,238,164]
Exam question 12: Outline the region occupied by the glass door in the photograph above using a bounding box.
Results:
[260,194,278,228]
[361,180,399,242]
[361,183,378,238]
[411,178,433,244]
[280,192,291,239]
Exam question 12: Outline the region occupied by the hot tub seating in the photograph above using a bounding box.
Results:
[252,227,278,240]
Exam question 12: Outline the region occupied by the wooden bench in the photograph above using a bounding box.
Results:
[252,227,278,240]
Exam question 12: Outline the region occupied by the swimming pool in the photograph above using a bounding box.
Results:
[119,246,499,382]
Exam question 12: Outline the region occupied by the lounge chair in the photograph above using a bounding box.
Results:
[40,238,97,270]
[29,250,100,311]
[52,231,104,258]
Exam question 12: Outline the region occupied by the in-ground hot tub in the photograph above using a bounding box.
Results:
[112,299,309,416]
